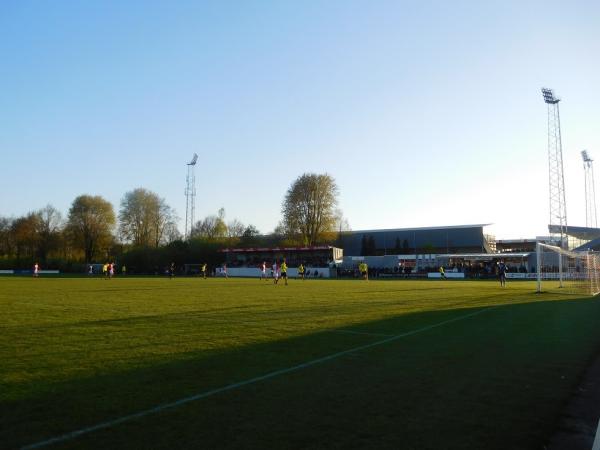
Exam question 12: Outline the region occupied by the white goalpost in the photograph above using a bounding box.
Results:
[536,242,600,296]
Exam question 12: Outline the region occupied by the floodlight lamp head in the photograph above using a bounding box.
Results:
[582,150,592,163]
[541,87,560,104]
[188,153,198,166]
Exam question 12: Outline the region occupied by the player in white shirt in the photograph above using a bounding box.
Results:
[260,261,267,280]
[272,261,279,284]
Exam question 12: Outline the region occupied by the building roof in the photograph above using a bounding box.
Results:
[548,224,600,240]
[349,224,493,234]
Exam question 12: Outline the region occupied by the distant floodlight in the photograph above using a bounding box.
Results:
[541,87,560,104]
[582,150,592,163]
[188,153,198,166]
[185,153,198,239]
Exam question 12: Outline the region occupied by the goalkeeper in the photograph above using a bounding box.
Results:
[497,260,507,287]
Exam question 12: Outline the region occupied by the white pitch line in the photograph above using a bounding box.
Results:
[21,306,496,450]
[329,329,395,337]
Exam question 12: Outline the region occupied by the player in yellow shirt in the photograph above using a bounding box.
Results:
[359,262,368,280]
[280,259,288,285]
[298,263,305,280]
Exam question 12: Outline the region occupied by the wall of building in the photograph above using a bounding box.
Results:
[339,226,489,256]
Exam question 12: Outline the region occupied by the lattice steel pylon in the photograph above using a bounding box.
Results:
[184,153,198,240]
[542,88,568,248]
[581,150,598,228]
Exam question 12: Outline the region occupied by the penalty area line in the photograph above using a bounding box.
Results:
[21,306,497,450]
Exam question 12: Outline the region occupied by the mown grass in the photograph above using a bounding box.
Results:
[1,276,600,449]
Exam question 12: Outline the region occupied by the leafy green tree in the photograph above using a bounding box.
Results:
[67,195,116,263]
[242,225,259,239]
[281,173,340,246]
[240,225,260,247]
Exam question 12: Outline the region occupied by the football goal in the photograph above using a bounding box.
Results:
[536,242,600,296]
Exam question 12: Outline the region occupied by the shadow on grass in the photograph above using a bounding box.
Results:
[3,298,600,450]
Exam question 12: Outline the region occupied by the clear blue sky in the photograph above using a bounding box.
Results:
[1,0,599,239]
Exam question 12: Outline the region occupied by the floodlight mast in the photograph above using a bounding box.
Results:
[184,153,198,240]
[541,87,568,248]
[581,150,598,228]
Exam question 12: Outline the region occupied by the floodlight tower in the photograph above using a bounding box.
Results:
[581,150,598,228]
[542,88,568,248]
[184,153,198,240]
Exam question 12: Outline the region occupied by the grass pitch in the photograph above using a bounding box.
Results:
[2,276,600,449]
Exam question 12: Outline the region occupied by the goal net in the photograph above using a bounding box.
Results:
[536,242,600,296]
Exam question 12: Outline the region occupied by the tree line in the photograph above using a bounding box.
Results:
[0,173,348,272]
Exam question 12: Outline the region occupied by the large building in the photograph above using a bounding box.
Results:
[338,224,496,256]
[549,224,600,250]
[218,224,579,277]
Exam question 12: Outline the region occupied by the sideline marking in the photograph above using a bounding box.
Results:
[21,306,496,449]
[329,329,395,337]
[593,418,600,450]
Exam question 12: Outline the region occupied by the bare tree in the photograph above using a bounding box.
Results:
[0,217,15,257]
[163,222,182,244]
[36,205,63,262]
[152,200,179,246]
[332,208,351,248]
[11,213,40,261]
[119,188,177,247]
[281,173,340,246]
[333,208,351,233]
[191,208,227,239]
[227,219,245,238]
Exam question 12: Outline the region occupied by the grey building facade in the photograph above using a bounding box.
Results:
[339,224,495,256]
